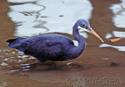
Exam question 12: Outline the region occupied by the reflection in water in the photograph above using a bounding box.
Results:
[1,0,124,87]
[112,31,124,37]
[20,62,87,82]
[105,31,125,39]
[7,0,36,3]
[26,62,84,71]
[0,49,36,70]
[99,44,125,52]
[2,0,93,85]
[109,0,125,28]
[8,3,47,36]
[8,0,93,37]
[0,62,8,66]
[0,81,7,87]
[100,0,125,52]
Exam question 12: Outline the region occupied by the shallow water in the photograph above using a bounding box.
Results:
[0,0,125,87]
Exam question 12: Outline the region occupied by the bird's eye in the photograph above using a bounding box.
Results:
[82,24,85,27]
[82,24,88,29]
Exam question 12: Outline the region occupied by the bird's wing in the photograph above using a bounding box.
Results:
[24,39,64,58]
[43,40,63,55]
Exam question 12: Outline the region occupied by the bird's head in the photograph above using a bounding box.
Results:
[77,19,104,43]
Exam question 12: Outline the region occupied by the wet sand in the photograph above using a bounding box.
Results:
[0,0,125,87]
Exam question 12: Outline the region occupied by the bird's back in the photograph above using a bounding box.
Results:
[7,34,75,62]
[26,34,74,49]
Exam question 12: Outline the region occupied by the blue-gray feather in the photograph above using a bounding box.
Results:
[7,19,87,62]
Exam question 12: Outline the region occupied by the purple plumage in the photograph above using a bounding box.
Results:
[7,19,90,62]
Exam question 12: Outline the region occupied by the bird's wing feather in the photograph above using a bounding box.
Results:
[24,39,64,59]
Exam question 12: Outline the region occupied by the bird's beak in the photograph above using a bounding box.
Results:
[87,29,104,43]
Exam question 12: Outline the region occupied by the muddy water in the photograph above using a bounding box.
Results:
[0,0,125,87]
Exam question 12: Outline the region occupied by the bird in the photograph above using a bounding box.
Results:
[6,19,104,62]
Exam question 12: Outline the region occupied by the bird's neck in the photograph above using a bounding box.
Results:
[68,24,86,60]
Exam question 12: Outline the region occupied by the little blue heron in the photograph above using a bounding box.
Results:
[7,19,104,62]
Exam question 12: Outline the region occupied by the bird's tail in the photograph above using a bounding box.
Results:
[6,37,25,48]
[6,38,17,44]
[6,37,27,52]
